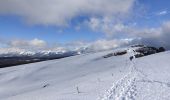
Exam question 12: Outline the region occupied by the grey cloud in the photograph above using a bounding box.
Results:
[0,0,135,26]
[126,21,170,49]
[144,21,170,49]
[119,21,170,49]
[87,17,170,49]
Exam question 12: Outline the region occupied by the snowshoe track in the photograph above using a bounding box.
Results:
[100,50,140,100]
[101,62,137,100]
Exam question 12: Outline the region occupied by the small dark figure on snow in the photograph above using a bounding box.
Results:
[129,56,134,61]
[43,84,50,88]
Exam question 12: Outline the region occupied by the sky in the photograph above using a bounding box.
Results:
[0,0,170,51]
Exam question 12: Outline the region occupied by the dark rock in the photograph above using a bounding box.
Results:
[134,53,144,58]
[114,50,127,56]
[158,47,166,52]
[103,53,114,58]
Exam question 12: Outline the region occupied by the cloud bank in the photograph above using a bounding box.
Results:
[0,38,133,52]
[138,21,170,49]
[86,17,170,50]
[66,39,133,52]
[8,38,47,49]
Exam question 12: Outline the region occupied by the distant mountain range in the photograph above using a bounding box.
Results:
[0,46,99,57]
[0,46,108,68]
[0,47,70,57]
[0,45,166,57]
[0,47,79,68]
[0,45,166,68]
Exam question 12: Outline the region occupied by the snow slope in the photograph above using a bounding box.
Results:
[101,50,170,100]
[0,49,170,100]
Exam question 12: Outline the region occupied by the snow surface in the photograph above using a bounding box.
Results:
[0,49,170,100]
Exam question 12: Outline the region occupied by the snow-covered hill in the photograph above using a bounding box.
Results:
[0,48,170,100]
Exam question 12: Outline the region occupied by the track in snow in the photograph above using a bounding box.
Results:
[100,60,137,100]
[100,50,145,100]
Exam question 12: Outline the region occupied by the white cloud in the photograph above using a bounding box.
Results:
[29,38,46,47]
[87,17,170,49]
[1,37,134,52]
[0,0,135,26]
[118,21,170,49]
[9,38,47,49]
[87,17,134,37]
[88,39,133,51]
[66,39,133,52]
[156,10,168,16]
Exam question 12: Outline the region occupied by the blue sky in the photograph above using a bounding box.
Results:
[0,15,104,43]
[0,0,170,50]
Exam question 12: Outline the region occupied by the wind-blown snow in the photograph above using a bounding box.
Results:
[0,48,170,100]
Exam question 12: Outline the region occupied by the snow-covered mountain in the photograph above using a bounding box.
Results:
[0,46,103,58]
[0,47,73,57]
[0,46,169,100]
[0,48,35,57]
[1,45,161,57]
